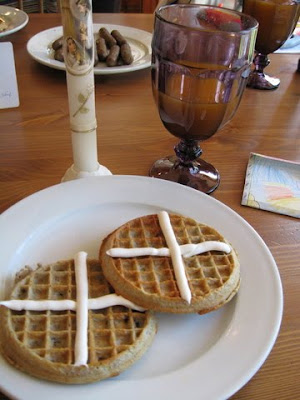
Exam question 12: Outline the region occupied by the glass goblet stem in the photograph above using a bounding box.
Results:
[247,52,280,90]
[174,139,202,164]
[253,53,270,73]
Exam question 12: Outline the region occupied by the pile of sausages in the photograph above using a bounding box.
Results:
[96,27,133,67]
[52,27,133,67]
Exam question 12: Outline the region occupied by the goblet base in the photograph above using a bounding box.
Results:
[149,155,220,194]
[247,71,280,90]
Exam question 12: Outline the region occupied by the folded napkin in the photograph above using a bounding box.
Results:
[242,153,300,219]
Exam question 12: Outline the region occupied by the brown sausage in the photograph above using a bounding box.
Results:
[96,37,109,61]
[99,27,116,48]
[120,43,133,65]
[106,45,120,67]
[52,36,63,51]
[111,30,127,46]
[54,47,64,62]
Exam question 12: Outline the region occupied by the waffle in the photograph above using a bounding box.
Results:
[100,212,240,314]
[0,258,157,384]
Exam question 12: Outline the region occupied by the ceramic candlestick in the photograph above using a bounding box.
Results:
[60,0,111,182]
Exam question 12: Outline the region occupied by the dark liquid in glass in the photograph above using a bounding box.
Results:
[243,0,300,54]
[152,60,249,142]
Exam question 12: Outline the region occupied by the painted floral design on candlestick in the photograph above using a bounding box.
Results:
[73,83,94,117]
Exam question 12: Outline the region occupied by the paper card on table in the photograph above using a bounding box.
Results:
[0,42,19,109]
[242,153,300,219]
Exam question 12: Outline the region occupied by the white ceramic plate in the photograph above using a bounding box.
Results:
[0,6,29,38]
[27,24,152,75]
[0,176,283,400]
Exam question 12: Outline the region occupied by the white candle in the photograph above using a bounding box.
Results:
[60,0,111,181]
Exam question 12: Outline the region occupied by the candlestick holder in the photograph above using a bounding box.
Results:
[60,0,111,182]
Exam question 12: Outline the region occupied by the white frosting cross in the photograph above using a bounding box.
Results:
[0,252,145,366]
[107,211,231,304]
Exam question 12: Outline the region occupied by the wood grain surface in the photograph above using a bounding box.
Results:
[0,12,299,400]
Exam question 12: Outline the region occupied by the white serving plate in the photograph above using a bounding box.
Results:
[0,175,283,400]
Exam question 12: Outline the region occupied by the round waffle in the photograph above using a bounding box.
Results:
[100,212,240,314]
[0,258,157,384]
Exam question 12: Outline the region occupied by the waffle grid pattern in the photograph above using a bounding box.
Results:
[8,260,148,365]
[112,214,234,299]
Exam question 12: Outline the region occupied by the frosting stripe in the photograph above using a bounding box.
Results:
[0,299,76,311]
[107,241,231,259]
[180,242,231,257]
[158,211,192,304]
[0,295,145,312]
[88,294,145,312]
[107,247,170,257]
[74,251,89,366]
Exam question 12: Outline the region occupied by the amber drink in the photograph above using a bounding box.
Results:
[152,64,246,142]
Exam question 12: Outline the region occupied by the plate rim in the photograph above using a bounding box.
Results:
[0,5,29,38]
[0,175,283,400]
[26,23,152,75]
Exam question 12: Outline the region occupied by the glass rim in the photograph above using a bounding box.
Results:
[155,4,259,35]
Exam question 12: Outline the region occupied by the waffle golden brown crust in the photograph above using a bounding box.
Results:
[100,213,240,314]
[0,259,157,384]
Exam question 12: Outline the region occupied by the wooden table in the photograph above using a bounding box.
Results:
[0,12,299,400]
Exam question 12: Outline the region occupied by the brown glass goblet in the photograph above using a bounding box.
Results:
[243,0,300,90]
[149,4,258,193]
